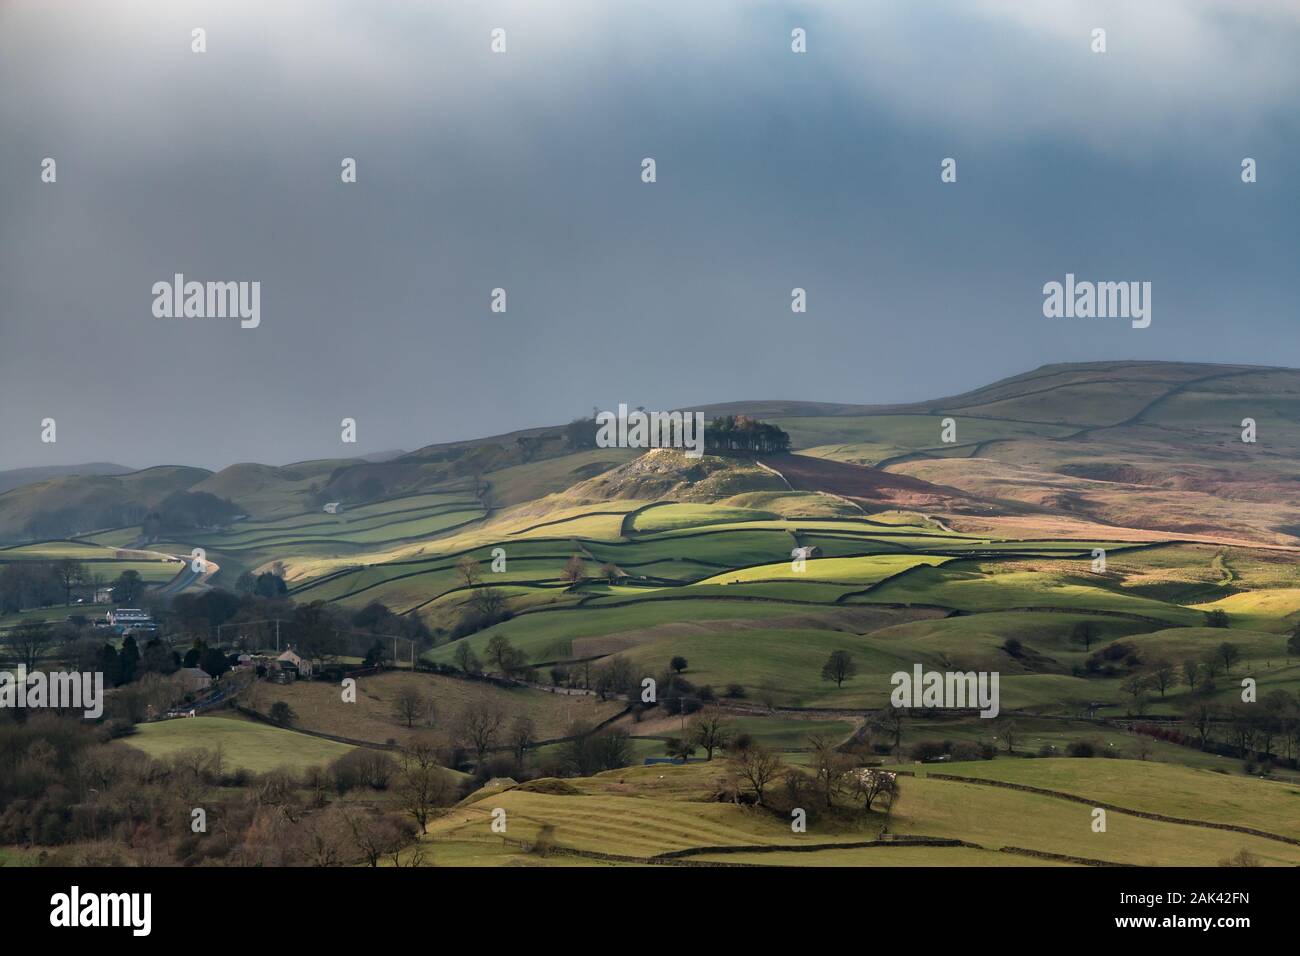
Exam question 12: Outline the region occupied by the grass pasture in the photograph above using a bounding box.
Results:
[415,758,1300,867]
[122,715,355,773]
[933,758,1300,841]
[245,670,623,748]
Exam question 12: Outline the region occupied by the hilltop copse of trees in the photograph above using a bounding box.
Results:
[702,415,791,454]
[565,412,791,455]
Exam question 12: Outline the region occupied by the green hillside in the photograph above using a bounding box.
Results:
[7,361,1300,870]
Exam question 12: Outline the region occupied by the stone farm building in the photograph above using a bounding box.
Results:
[177,668,213,694]
[274,648,313,680]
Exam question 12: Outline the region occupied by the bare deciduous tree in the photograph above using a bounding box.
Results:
[734,744,783,806]
[1183,700,1217,751]
[6,620,52,670]
[393,686,428,728]
[849,768,900,813]
[455,555,481,588]
[455,702,505,763]
[690,707,732,760]
[507,716,536,763]
[873,708,905,756]
[560,555,587,586]
[1148,659,1179,698]
[54,558,87,606]
[1000,720,1019,754]
[397,739,456,833]
[342,809,416,867]
[1120,673,1150,715]
[808,735,852,808]
[453,641,482,675]
[469,587,507,619]
[299,806,350,866]
[820,649,857,688]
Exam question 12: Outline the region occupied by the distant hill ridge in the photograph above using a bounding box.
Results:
[0,462,133,496]
[0,361,1295,543]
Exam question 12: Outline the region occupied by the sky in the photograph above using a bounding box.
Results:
[1,0,1297,471]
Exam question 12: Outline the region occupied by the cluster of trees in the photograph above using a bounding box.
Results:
[0,712,455,865]
[561,413,792,456]
[662,706,733,763]
[1103,642,1252,715]
[178,638,232,680]
[234,570,288,598]
[0,578,435,682]
[450,556,533,635]
[0,561,148,613]
[1,560,151,615]
[442,647,757,771]
[22,502,150,540]
[324,740,460,837]
[2,620,182,689]
[1181,691,1300,765]
[722,734,899,823]
[563,416,601,449]
[5,579,436,696]
[368,689,634,783]
[0,560,69,613]
[555,721,633,775]
[100,634,182,687]
[704,416,791,454]
[526,654,747,714]
[910,739,997,762]
[451,558,514,631]
[163,589,432,664]
[450,585,513,640]
[141,491,240,538]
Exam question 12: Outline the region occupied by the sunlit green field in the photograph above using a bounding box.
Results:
[415,760,1300,867]
[934,758,1300,839]
[123,716,355,773]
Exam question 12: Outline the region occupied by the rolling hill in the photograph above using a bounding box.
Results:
[8,360,1300,871]
[0,465,212,542]
[0,462,133,496]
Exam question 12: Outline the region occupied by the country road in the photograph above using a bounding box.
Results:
[155,552,220,595]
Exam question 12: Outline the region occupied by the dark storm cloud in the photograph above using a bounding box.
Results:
[1,0,1297,470]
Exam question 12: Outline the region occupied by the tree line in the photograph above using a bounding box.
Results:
[0,559,150,615]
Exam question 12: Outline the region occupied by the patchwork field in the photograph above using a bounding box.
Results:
[8,361,1300,869]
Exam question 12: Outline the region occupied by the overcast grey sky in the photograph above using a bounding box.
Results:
[1,0,1297,471]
